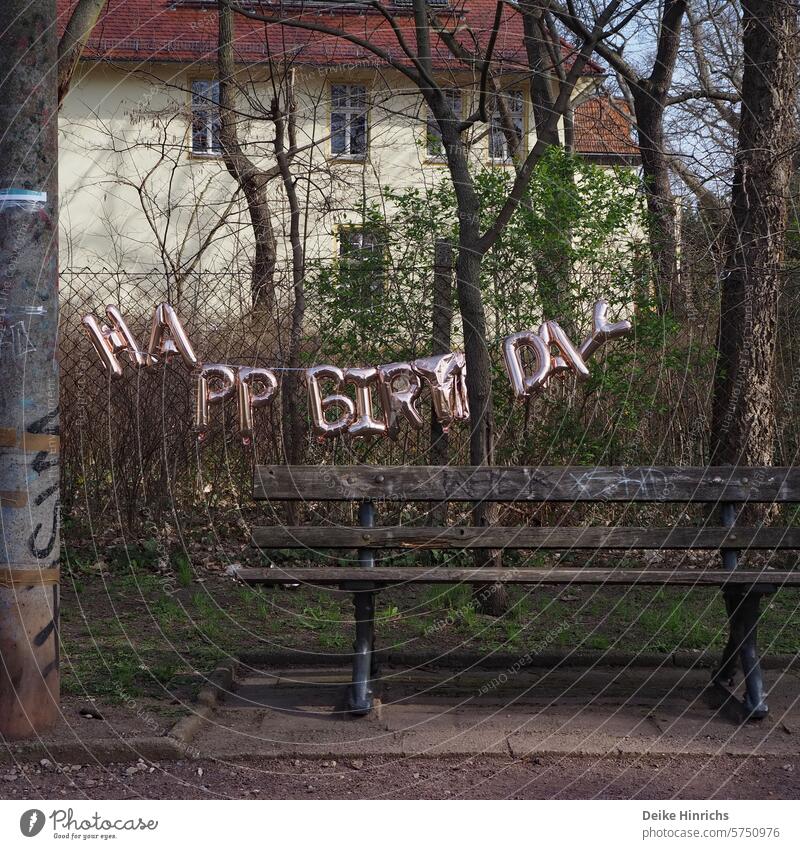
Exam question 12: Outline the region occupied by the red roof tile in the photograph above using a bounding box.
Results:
[58,2,638,160]
[573,96,640,161]
[57,1,604,75]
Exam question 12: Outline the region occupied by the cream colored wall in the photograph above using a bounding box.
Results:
[58,61,600,314]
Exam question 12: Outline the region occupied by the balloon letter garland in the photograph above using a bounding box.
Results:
[503,300,631,400]
[82,299,631,445]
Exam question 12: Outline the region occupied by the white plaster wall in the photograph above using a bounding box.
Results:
[58,61,610,316]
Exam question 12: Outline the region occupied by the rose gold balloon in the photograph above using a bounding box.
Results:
[81,305,151,378]
[344,367,387,437]
[376,362,424,438]
[147,302,199,369]
[453,353,470,422]
[306,365,356,438]
[502,330,551,399]
[195,364,237,436]
[237,367,278,440]
[537,322,567,377]
[412,352,467,428]
[579,299,633,359]
[544,320,590,381]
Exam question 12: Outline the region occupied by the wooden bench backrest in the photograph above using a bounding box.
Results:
[254,466,800,504]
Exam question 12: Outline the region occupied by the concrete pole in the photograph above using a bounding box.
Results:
[0,0,61,739]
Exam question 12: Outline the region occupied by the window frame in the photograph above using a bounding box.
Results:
[329,83,369,160]
[335,223,387,302]
[189,78,222,158]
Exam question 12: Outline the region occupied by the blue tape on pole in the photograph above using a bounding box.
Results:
[0,189,47,211]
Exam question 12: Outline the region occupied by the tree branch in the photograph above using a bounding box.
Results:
[58,0,106,106]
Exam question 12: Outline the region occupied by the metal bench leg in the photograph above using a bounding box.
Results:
[713,589,743,688]
[348,589,375,715]
[712,588,769,720]
[738,591,768,719]
[347,500,376,716]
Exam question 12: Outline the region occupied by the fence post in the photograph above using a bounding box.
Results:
[0,0,61,738]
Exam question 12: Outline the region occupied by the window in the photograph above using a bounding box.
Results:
[426,89,462,159]
[191,79,221,156]
[338,226,385,302]
[489,90,524,161]
[338,226,382,266]
[331,84,368,158]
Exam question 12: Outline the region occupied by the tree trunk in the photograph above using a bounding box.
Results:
[218,0,277,316]
[275,94,306,473]
[630,0,687,316]
[247,193,278,314]
[430,238,453,469]
[0,0,61,739]
[57,0,106,106]
[632,85,680,315]
[710,0,799,468]
[521,3,561,148]
[439,117,508,615]
[429,239,453,537]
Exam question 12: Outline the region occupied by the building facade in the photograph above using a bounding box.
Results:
[57,1,640,316]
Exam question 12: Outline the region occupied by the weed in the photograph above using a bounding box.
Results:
[172,552,193,587]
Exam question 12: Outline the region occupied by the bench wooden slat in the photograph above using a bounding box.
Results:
[251,525,800,550]
[253,465,800,503]
[234,566,799,586]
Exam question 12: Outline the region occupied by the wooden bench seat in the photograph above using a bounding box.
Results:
[238,465,800,720]
[234,565,800,587]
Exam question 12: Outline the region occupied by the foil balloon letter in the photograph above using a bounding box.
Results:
[502,331,551,400]
[237,367,278,441]
[543,320,590,381]
[147,303,199,369]
[376,362,424,438]
[412,353,467,429]
[344,367,387,437]
[503,300,632,400]
[579,299,633,359]
[452,353,470,422]
[195,364,237,439]
[307,365,356,439]
[82,305,151,378]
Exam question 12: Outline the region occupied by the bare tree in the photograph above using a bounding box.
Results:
[664,1,742,201]
[710,0,799,467]
[271,77,308,473]
[218,0,285,314]
[547,0,688,315]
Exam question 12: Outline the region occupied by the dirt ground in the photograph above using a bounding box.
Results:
[9,544,795,801]
[3,661,799,800]
[1,753,798,800]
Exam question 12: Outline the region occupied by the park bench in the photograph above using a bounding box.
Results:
[234,465,800,720]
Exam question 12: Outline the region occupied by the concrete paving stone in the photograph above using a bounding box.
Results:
[187,663,800,760]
